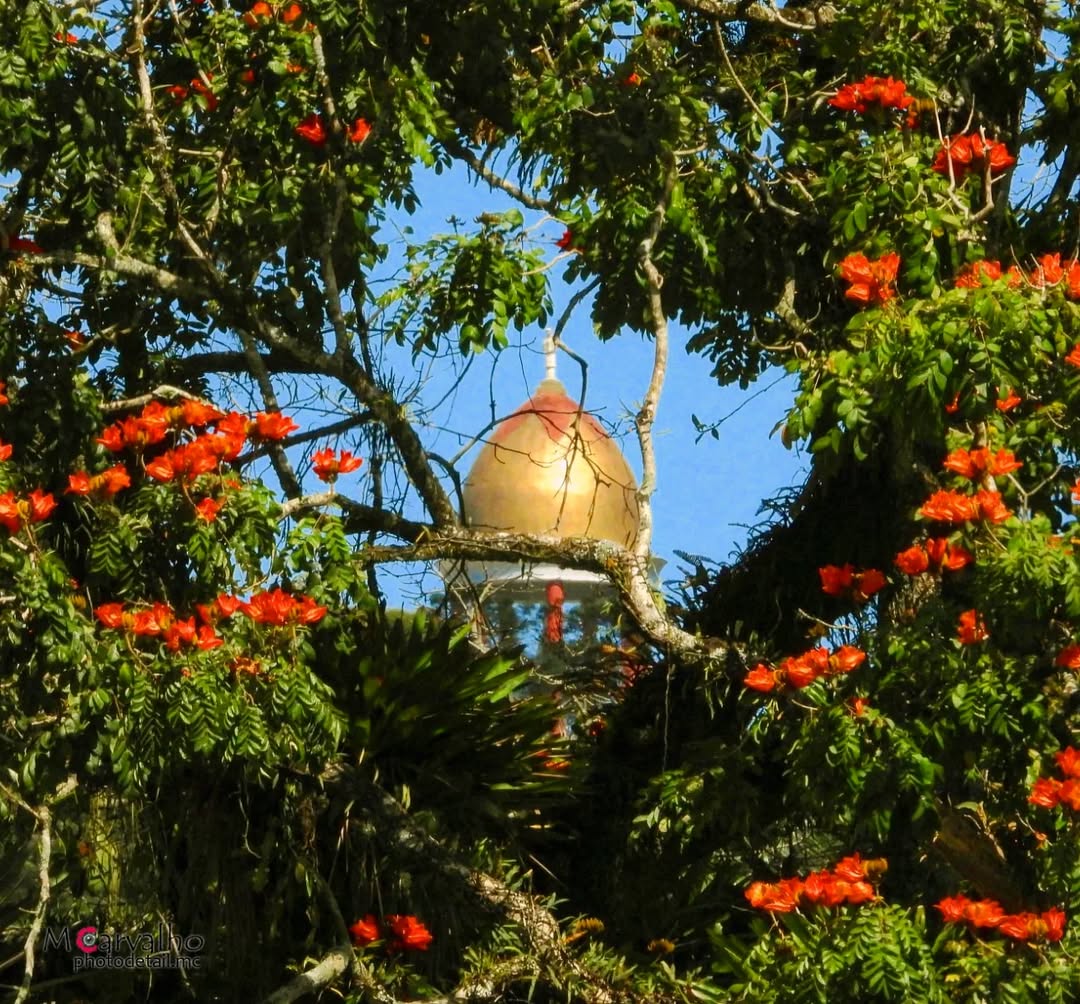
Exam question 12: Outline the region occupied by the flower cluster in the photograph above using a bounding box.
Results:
[349,913,433,951]
[745,855,886,913]
[838,252,900,306]
[244,1,303,27]
[825,76,911,114]
[168,74,217,111]
[67,465,132,501]
[97,399,224,452]
[98,402,298,484]
[295,114,373,147]
[1029,747,1080,811]
[0,490,57,534]
[937,896,1066,943]
[932,134,1015,180]
[943,447,1022,481]
[828,76,913,114]
[894,538,973,576]
[95,601,223,652]
[743,644,866,692]
[954,260,1017,289]
[955,254,1080,297]
[241,588,327,626]
[818,564,886,602]
[918,489,1011,524]
[312,448,363,483]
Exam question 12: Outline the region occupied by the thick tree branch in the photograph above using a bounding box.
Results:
[670,0,836,30]
[323,773,676,1004]
[355,527,738,663]
[260,945,354,1004]
[0,777,75,1004]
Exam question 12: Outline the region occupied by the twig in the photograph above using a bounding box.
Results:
[101,385,211,412]
[443,138,558,212]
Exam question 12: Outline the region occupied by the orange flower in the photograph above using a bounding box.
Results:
[556,229,577,251]
[819,563,854,596]
[280,1,303,22]
[1066,344,1080,369]
[932,134,1015,180]
[944,392,961,414]
[349,915,380,947]
[251,411,300,441]
[622,71,642,86]
[347,118,371,143]
[964,899,1005,929]
[0,382,8,406]
[1055,747,1080,778]
[243,1,273,27]
[936,895,973,924]
[295,113,329,146]
[943,447,1022,479]
[995,389,1022,412]
[851,696,870,717]
[919,489,976,523]
[94,603,127,630]
[312,448,363,482]
[195,497,224,521]
[1029,777,1062,808]
[973,489,1011,523]
[190,74,217,112]
[66,464,130,500]
[927,537,973,571]
[894,545,930,575]
[1055,644,1080,669]
[745,878,801,913]
[1031,253,1065,288]
[957,609,988,645]
[782,654,819,689]
[954,260,1002,288]
[743,665,777,692]
[385,915,433,951]
[829,645,866,674]
[838,251,900,307]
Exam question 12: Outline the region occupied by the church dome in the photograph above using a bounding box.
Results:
[462,374,639,548]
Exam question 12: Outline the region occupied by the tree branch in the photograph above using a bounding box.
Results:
[260,945,354,1004]
[355,527,739,662]
[441,138,559,213]
[670,0,836,30]
[634,162,678,562]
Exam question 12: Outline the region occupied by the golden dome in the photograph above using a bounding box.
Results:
[462,376,639,548]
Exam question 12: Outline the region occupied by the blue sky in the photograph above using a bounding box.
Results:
[370,162,806,606]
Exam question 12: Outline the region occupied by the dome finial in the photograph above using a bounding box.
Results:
[537,328,565,395]
[543,328,557,382]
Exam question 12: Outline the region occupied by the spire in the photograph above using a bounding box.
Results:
[538,328,565,395]
[544,330,557,382]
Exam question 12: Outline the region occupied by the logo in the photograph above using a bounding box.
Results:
[44,923,204,972]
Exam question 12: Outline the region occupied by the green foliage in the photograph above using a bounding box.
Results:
[5,0,1080,1001]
